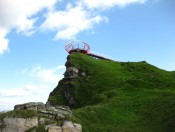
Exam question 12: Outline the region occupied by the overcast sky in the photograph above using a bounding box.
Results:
[0,0,175,111]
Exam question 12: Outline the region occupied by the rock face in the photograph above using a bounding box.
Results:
[64,67,79,79]
[62,121,82,132]
[14,102,45,111]
[0,102,82,132]
[2,117,38,132]
[47,55,87,107]
[45,124,62,132]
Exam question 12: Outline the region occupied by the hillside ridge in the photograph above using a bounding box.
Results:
[47,52,175,131]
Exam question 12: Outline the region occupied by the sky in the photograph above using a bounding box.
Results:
[0,0,175,111]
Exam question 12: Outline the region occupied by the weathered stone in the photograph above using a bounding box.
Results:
[62,121,81,132]
[56,113,65,120]
[62,121,75,132]
[81,72,86,76]
[25,117,38,128]
[64,67,80,79]
[2,128,26,132]
[1,101,82,131]
[40,108,70,120]
[14,102,45,111]
[2,117,38,132]
[74,123,82,132]
[56,109,71,116]
[39,118,50,125]
[67,73,79,78]
[46,106,57,111]
[40,110,47,113]
[67,67,79,73]
[45,124,62,132]
[55,106,70,111]
[45,101,51,108]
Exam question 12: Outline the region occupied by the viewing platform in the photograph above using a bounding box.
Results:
[65,41,114,61]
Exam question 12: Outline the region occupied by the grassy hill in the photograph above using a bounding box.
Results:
[48,53,175,132]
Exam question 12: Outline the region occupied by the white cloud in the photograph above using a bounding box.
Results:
[0,65,65,111]
[41,5,107,40]
[29,65,65,83]
[0,28,9,54]
[0,83,51,111]
[0,0,58,54]
[0,83,47,97]
[31,66,65,83]
[0,0,58,29]
[80,0,146,9]
[0,0,147,54]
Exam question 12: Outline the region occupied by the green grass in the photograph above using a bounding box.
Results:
[0,110,37,121]
[49,53,175,132]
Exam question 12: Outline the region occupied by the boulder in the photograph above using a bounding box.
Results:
[67,67,79,74]
[45,124,62,132]
[14,102,45,111]
[2,117,38,132]
[39,118,50,125]
[55,106,70,112]
[1,102,81,132]
[62,121,82,132]
[64,67,79,79]
[40,107,71,120]
[74,123,82,132]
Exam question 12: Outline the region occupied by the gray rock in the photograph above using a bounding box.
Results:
[46,106,57,111]
[74,123,82,132]
[81,72,86,76]
[40,108,70,120]
[1,103,82,132]
[39,118,50,125]
[45,124,62,132]
[45,101,51,108]
[62,121,82,132]
[64,67,79,79]
[56,64,87,107]
[2,117,38,132]
[62,121,74,132]
[67,67,79,73]
[56,113,65,120]
[55,106,70,111]
[14,102,45,111]
[2,128,26,132]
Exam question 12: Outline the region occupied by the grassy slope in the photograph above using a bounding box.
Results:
[54,53,175,132]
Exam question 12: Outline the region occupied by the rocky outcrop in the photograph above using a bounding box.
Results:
[45,124,62,132]
[1,118,81,132]
[47,55,87,107]
[14,102,45,111]
[64,66,86,79]
[0,102,81,132]
[2,117,38,132]
[62,121,82,132]
[45,121,82,132]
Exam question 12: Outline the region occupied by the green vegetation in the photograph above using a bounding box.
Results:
[49,53,175,131]
[26,125,47,132]
[0,110,37,120]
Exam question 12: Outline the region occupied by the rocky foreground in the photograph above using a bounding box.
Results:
[0,102,81,132]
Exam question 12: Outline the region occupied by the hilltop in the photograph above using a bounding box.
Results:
[48,52,175,132]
